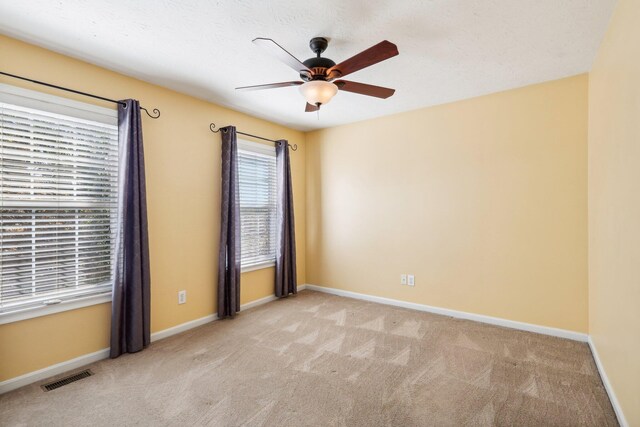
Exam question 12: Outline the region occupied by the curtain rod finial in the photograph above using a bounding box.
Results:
[141,107,160,119]
[210,123,227,133]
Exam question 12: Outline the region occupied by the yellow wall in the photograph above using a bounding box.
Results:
[0,35,306,381]
[306,75,588,333]
[588,0,640,423]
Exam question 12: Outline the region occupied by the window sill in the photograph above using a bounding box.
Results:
[0,293,112,325]
[241,261,275,273]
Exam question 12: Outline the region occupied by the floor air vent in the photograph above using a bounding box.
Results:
[41,369,93,391]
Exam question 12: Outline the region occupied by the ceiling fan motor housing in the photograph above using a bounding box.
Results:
[300,37,338,81]
[301,57,336,80]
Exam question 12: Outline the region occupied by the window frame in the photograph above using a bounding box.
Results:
[0,83,118,325]
[237,139,277,273]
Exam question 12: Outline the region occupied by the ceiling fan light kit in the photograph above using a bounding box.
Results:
[236,36,399,113]
[299,80,338,107]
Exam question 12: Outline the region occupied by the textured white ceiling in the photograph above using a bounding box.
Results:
[0,0,616,131]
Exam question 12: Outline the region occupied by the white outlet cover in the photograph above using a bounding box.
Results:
[178,290,186,304]
[408,275,415,286]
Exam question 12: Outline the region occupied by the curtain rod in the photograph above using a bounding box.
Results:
[0,70,161,119]
[209,123,297,151]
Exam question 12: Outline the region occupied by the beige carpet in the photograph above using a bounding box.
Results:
[0,290,617,426]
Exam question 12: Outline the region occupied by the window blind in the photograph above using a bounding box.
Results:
[0,91,119,315]
[238,140,276,269]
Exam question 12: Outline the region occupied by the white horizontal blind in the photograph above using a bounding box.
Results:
[238,140,276,269]
[0,86,119,314]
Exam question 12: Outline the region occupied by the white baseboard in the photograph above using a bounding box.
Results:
[149,314,217,342]
[588,337,628,427]
[238,284,307,311]
[0,348,110,395]
[0,287,303,395]
[304,284,588,342]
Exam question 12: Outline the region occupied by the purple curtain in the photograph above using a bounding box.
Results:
[110,99,151,358]
[275,140,297,297]
[217,126,241,318]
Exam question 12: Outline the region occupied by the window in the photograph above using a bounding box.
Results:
[0,84,119,320]
[238,139,277,271]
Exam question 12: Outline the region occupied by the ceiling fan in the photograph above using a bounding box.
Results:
[236,37,399,112]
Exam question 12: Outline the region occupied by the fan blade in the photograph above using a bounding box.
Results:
[328,40,398,79]
[335,80,395,98]
[253,38,312,75]
[236,81,303,91]
[305,102,319,112]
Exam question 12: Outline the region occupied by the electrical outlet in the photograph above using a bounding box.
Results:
[178,290,187,304]
[407,275,415,286]
[401,274,407,285]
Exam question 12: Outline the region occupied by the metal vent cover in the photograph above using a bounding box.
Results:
[41,369,93,392]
